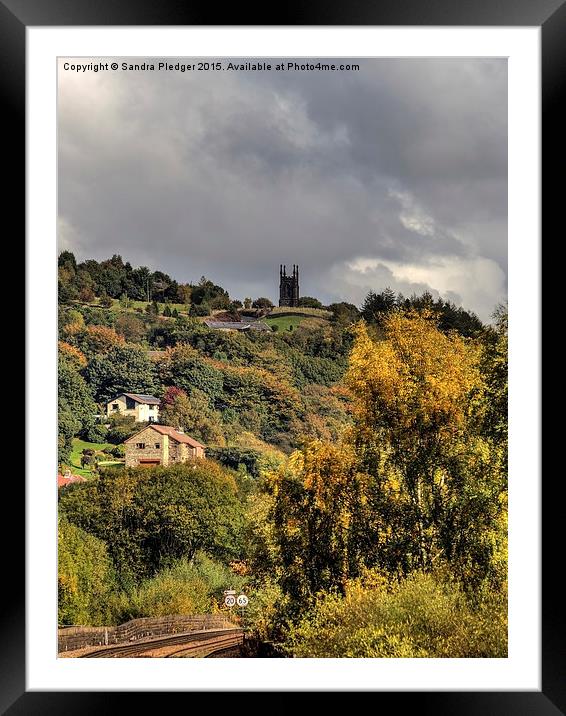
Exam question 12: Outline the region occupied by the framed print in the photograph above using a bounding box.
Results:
[8,0,559,709]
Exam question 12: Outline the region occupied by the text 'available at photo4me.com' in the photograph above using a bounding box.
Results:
[61,60,362,74]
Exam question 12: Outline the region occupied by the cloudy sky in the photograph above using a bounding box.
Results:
[58,58,507,321]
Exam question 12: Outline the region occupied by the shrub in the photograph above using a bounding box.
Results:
[110,444,126,459]
[189,302,211,317]
[284,572,507,658]
[105,414,138,444]
[112,553,246,623]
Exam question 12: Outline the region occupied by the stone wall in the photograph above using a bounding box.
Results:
[125,427,167,467]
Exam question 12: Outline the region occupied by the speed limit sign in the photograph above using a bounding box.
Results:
[224,595,236,608]
[236,594,249,607]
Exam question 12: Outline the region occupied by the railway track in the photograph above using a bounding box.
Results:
[81,627,244,658]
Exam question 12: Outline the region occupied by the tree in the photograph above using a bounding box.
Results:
[105,414,139,444]
[345,313,506,589]
[328,302,360,326]
[57,356,96,432]
[163,304,172,317]
[252,297,274,309]
[158,344,223,401]
[59,462,247,584]
[58,518,116,626]
[58,250,77,271]
[243,298,252,309]
[189,302,211,317]
[146,300,160,316]
[269,311,507,605]
[79,286,96,303]
[298,297,323,309]
[176,284,192,304]
[190,277,229,307]
[75,325,125,358]
[479,304,508,443]
[159,387,225,445]
[114,313,146,343]
[99,292,113,308]
[360,288,397,323]
[58,407,80,466]
[84,345,158,403]
[132,266,153,302]
[160,386,186,410]
[119,292,131,309]
[58,341,87,370]
[269,441,362,608]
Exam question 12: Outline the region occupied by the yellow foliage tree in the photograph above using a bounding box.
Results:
[345,312,506,588]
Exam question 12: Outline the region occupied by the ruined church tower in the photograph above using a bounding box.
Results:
[279,265,300,307]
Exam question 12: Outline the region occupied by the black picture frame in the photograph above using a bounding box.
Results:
[10,0,557,709]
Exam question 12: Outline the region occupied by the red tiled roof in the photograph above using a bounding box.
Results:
[57,473,87,488]
[124,424,205,448]
[148,424,205,448]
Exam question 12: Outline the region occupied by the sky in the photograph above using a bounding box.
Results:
[58,58,507,321]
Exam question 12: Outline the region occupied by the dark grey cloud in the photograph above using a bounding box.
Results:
[58,58,507,320]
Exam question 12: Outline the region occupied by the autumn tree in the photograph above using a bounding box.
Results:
[345,312,506,590]
[58,341,87,370]
[114,313,146,343]
[269,441,366,610]
[269,311,507,603]
[75,325,125,358]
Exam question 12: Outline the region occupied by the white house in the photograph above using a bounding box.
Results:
[106,393,160,423]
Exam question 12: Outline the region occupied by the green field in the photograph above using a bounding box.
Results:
[68,438,123,477]
[269,306,332,318]
[265,315,307,332]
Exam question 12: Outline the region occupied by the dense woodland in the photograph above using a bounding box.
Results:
[58,252,507,657]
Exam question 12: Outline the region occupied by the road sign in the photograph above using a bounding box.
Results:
[236,594,249,607]
[223,589,237,596]
[224,595,236,608]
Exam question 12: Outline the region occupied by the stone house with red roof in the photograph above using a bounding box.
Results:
[123,424,205,467]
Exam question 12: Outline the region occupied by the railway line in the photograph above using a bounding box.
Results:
[80,627,244,658]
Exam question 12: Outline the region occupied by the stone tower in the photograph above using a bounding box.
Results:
[279,265,299,307]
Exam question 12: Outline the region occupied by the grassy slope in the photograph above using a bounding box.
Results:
[108,298,187,314]
[265,315,307,332]
[269,306,332,318]
[68,438,122,477]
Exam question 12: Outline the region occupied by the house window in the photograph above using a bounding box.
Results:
[136,443,145,449]
[126,396,136,410]
[112,404,119,411]
[149,405,156,410]
[155,443,160,449]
